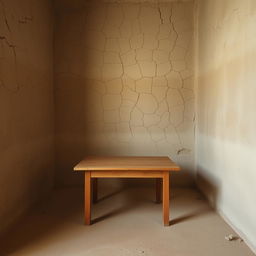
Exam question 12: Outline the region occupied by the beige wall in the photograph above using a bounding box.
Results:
[196,0,256,250]
[54,0,195,186]
[1,0,256,250]
[0,0,54,233]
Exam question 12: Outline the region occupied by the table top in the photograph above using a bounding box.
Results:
[74,156,180,171]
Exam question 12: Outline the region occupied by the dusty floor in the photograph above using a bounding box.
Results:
[0,184,254,256]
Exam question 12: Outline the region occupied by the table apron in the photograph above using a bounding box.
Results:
[90,171,166,178]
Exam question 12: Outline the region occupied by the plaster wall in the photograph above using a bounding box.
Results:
[0,0,54,233]
[54,0,195,186]
[196,0,256,250]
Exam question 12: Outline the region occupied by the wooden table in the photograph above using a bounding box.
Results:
[74,156,180,226]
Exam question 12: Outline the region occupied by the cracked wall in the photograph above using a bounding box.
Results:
[55,1,195,186]
[0,0,54,233]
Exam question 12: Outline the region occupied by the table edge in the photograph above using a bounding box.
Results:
[73,166,181,171]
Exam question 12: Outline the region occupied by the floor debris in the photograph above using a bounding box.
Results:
[225,234,243,242]
[225,234,235,241]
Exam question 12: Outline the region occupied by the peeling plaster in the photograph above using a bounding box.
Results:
[177,147,191,155]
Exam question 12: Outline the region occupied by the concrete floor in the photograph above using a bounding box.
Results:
[0,184,254,256]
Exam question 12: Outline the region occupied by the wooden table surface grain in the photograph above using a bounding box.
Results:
[74,156,181,171]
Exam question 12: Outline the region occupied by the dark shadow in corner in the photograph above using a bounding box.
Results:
[195,166,221,210]
[169,166,221,226]
[0,188,85,256]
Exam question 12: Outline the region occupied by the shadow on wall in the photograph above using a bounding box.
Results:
[196,166,221,209]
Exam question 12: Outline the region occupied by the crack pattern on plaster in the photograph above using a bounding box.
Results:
[56,2,195,160]
[0,0,20,92]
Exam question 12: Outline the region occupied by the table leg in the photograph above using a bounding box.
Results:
[163,171,170,226]
[93,178,98,204]
[156,178,162,203]
[85,172,91,225]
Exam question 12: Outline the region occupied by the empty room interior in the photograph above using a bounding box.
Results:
[0,0,256,255]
